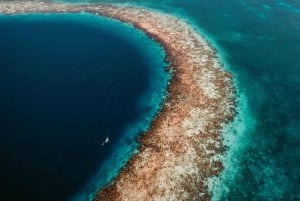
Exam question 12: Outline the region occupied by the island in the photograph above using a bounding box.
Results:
[0,1,236,200]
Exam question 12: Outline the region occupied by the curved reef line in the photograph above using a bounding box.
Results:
[0,1,236,200]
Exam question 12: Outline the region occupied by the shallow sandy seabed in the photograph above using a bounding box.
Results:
[0,1,236,200]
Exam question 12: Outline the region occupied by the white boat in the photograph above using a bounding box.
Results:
[101,134,109,146]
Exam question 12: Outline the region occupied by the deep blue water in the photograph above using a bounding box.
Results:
[60,0,300,200]
[0,13,168,201]
[2,0,300,200]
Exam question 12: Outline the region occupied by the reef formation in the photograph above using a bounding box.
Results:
[0,1,236,200]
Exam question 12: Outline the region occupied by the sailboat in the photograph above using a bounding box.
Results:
[101,134,109,146]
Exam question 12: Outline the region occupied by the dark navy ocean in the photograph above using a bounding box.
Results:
[1,0,300,200]
[0,13,169,201]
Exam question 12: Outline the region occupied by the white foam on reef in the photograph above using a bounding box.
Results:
[167,11,259,200]
[167,10,255,200]
[207,90,256,200]
[182,108,217,136]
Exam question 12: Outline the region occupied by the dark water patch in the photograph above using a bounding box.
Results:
[0,13,168,201]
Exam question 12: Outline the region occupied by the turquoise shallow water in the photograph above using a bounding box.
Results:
[56,0,300,200]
